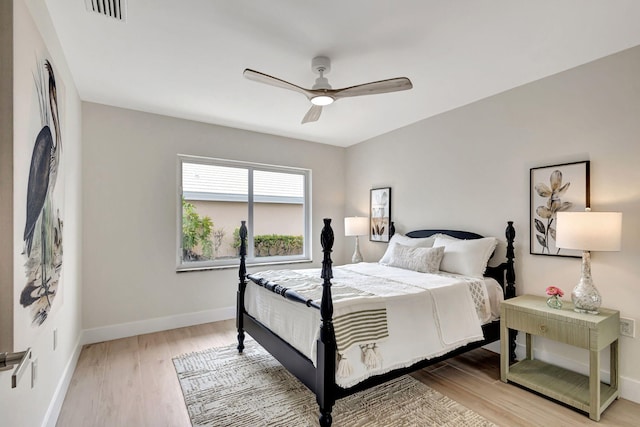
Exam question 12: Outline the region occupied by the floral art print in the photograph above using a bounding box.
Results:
[530,161,589,257]
[370,187,391,242]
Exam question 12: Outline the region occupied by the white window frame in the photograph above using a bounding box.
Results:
[177,154,312,271]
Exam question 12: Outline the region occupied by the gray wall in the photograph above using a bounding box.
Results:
[81,103,346,330]
[346,46,640,400]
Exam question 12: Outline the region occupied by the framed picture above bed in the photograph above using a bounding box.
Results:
[370,187,391,242]
[530,160,590,257]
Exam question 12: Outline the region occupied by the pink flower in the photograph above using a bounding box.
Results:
[546,286,564,297]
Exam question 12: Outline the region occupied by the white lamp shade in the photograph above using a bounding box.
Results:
[345,217,369,236]
[556,211,622,251]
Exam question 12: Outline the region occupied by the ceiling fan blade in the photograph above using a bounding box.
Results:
[243,69,312,98]
[301,105,322,124]
[333,77,413,100]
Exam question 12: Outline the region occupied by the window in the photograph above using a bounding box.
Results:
[177,155,311,270]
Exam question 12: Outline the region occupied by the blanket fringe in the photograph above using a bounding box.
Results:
[360,344,382,370]
[337,354,353,379]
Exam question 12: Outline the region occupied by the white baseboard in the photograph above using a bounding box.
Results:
[81,306,236,345]
[621,375,640,404]
[483,341,501,353]
[42,334,83,427]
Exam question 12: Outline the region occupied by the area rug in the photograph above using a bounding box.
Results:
[173,340,496,427]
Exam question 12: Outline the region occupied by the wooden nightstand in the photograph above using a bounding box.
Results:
[500,294,620,421]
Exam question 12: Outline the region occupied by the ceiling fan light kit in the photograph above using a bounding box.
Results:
[311,95,334,106]
[243,56,412,124]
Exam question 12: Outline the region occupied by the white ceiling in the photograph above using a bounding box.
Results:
[45,0,640,147]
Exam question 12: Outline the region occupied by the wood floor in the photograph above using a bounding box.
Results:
[57,320,640,426]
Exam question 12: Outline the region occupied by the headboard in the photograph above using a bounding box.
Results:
[405,229,484,240]
[404,223,516,300]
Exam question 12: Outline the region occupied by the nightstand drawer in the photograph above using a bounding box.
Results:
[506,312,590,348]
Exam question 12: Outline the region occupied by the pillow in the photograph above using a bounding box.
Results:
[387,244,445,273]
[433,236,498,278]
[378,233,436,265]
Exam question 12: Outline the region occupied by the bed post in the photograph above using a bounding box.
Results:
[505,221,517,362]
[317,218,336,427]
[236,220,248,353]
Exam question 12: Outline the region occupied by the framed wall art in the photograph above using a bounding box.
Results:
[370,187,391,242]
[530,161,590,257]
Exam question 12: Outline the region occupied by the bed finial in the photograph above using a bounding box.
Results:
[321,218,334,280]
[239,220,247,281]
[505,221,515,299]
[237,220,248,353]
[505,221,517,363]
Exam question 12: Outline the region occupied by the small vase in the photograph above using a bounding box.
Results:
[546,295,563,309]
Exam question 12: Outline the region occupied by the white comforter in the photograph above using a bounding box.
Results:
[245,262,502,388]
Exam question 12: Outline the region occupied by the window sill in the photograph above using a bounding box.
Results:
[176,258,313,273]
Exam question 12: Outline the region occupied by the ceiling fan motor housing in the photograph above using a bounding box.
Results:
[311,56,332,90]
[311,56,331,75]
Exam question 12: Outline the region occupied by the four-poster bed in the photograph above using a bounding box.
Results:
[236,218,516,426]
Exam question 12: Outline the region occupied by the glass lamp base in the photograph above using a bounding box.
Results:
[351,236,363,263]
[571,251,601,315]
[573,306,600,315]
[572,283,601,314]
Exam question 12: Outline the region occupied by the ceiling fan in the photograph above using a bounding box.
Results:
[243,56,413,124]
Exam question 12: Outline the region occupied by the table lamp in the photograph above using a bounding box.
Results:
[556,209,622,314]
[344,217,368,263]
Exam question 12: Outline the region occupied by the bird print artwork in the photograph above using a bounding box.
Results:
[21,58,64,326]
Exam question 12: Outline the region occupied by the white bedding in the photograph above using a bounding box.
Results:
[245,262,503,388]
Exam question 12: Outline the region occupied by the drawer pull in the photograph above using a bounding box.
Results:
[539,325,548,333]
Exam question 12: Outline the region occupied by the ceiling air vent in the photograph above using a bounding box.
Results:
[84,0,127,22]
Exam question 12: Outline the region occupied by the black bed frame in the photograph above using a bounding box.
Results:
[236,219,516,427]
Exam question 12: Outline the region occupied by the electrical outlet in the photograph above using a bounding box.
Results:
[53,328,58,351]
[620,317,635,338]
[31,358,38,388]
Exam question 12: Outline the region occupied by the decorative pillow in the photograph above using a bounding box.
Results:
[433,236,498,278]
[379,233,436,265]
[387,244,445,273]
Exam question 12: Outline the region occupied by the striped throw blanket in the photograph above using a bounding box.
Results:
[334,304,388,377]
[247,270,389,376]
